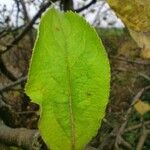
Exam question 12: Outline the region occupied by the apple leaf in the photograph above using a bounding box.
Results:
[25,8,110,150]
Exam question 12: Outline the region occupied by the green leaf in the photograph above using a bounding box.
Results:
[25,8,110,150]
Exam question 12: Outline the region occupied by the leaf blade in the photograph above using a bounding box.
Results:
[25,8,110,150]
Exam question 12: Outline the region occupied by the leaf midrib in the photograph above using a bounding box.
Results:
[57,14,76,150]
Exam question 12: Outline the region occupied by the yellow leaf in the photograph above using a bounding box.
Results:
[134,100,150,115]
[107,0,150,32]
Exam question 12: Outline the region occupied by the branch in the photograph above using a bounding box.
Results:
[124,121,150,133]
[110,56,150,65]
[0,1,51,55]
[13,0,20,27]
[0,120,41,150]
[136,125,150,150]
[0,25,25,39]
[138,73,150,81]
[75,0,96,13]
[0,0,98,55]
[19,0,30,23]
[0,76,27,92]
[98,128,117,150]
[60,0,74,11]
[0,58,18,81]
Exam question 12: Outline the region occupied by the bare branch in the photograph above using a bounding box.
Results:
[75,0,96,13]
[110,56,150,65]
[0,1,51,55]
[0,120,41,150]
[136,127,150,150]
[0,76,27,92]
[19,0,30,24]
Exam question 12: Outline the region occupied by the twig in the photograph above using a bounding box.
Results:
[0,95,11,109]
[92,1,105,25]
[13,0,20,27]
[102,118,114,128]
[0,1,51,55]
[0,58,18,81]
[0,25,25,39]
[0,1,51,83]
[110,56,150,65]
[86,146,98,150]
[125,121,150,132]
[16,111,37,115]
[119,136,132,150]
[0,119,41,150]
[0,0,98,55]
[136,123,150,150]
[115,86,150,149]
[97,87,150,149]
[139,73,150,81]
[0,95,20,127]
[0,76,27,92]
[98,127,117,150]
[131,85,150,105]
[75,0,96,13]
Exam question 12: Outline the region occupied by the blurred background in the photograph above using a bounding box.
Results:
[0,0,149,150]
[0,0,124,28]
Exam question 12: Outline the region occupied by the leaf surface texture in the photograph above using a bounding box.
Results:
[25,8,110,150]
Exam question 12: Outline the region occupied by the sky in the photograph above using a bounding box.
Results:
[0,0,124,28]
